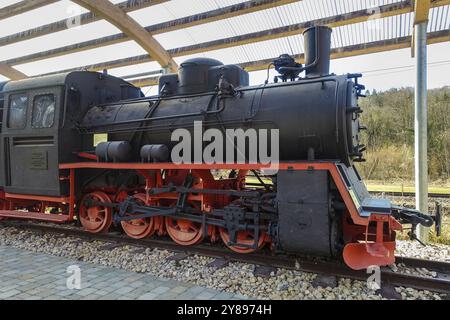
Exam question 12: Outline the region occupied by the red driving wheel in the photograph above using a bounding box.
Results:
[121,193,157,239]
[79,191,113,233]
[219,228,266,254]
[165,201,203,246]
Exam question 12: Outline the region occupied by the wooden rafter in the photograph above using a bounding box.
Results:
[0,0,171,46]
[71,0,178,72]
[0,0,57,21]
[415,0,432,24]
[0,64,27,80]
[15,0,449,76]
[3,0,450,68]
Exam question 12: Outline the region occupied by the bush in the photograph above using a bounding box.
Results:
[357,87,450,182]
[357,145,413,181]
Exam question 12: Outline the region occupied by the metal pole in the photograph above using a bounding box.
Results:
[414,22,429,242]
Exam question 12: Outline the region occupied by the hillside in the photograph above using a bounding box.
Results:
[356,86,450,184]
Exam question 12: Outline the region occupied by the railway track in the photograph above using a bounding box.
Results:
[1,220,449,297]
[246,181,450,199]
[369,191,450,199]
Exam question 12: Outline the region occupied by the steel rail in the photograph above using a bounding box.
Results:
[369,191,450,199]
[1,221,449,295]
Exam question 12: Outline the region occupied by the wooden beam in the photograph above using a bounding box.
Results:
[13,0,444,72]
[145,0,300,34]
[71,0,178,72]
[7,0,450,68]
[0,0,57,21]
[1,0,300,61]
[0,0,170,47]
[0,0,298,47]
[0,64,27,80]
[128,30,450,87]
[412,0,434,55]
[415,0,432,24]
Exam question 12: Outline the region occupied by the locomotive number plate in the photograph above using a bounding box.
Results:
[30,151,48,170]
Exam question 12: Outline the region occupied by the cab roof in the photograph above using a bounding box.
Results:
[1,71,134,93]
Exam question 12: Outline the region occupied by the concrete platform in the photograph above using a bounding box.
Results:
[0,246,247,300]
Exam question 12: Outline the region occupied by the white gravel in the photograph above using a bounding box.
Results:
[395,240,450,262]
[0,226,448,300]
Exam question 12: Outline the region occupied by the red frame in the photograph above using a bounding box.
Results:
[0,161,401,269]
[0,169,75,222]
[59,161,367,226]
[1,161,366,225]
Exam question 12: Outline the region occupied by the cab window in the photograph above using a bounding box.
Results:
[7,94,28,129]
[32,94,55,128]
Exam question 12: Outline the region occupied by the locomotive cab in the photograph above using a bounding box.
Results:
[0,72,142,197]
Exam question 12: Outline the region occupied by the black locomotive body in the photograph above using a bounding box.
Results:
[0,27,434,270]
[82,68,362,166]
[82,26,362,166]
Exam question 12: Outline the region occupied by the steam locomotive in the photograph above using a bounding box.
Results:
[0,26,435,270]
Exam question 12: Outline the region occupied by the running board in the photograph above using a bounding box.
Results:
[0,211,71,223]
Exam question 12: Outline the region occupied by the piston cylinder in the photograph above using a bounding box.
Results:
[96,141,132,162]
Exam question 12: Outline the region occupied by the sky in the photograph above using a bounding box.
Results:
[251,41,450,91]
[0,0,449,95]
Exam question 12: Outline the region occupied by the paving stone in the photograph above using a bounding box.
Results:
[0,289,21,299]
[0,245,249,301]
[23,296,43,300]
[76,288,97,296]
[196,290,218,300]
[56,290,74,297]
[233,293,250,300]
[80,294,102,300]
[176,291,199,300]
[0,285,19,292]
[43,295,61,300]
[17,274,34,281]
[97,295,119,301]
[137,292,158,300]
[115,286,135,295]
[12,295,32,300]
[129,280,146,288]
[155,292,180,300]
[171,286,188,294]
[185,285,207,294]
[151,286,171,295]
[213,292,235,300]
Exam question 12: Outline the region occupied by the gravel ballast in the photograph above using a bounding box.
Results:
[0,226,448,300]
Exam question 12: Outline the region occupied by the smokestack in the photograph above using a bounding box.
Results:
[303,26,332,77]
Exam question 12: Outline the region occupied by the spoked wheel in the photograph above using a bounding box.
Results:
[121,193,156,239]
[219,228,266,254]
[165,218,203,246]
[165,201,203,246]
[79,191,113,233]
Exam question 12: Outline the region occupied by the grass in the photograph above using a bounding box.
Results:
[429,216,450,245]
[396,215,450,245]
[366,184,450,195]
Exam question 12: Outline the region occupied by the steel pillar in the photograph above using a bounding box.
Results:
[414,22,429,242]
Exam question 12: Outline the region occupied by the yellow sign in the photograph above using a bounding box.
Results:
[93,133,108,147]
